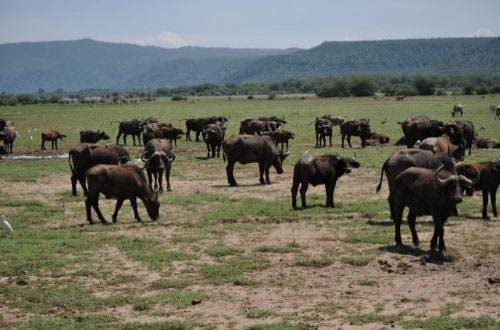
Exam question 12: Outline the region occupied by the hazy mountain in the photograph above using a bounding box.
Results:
[0,37,498,93]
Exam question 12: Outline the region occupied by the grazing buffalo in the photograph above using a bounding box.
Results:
[474,138,500,149]
[185,116,228,141]
[0,125,17,153]
[417,136,466,161]
[142,139,175,193]
[222,134,289,186]
[41,129,66,150]
[401,116,445,148]
[443,120,475,155]
[340,119,371,148]
[161,126,184,147]
[291,153,360,209]
[80,129,110,143]
[376,149,457,221]
[85,164,159,224]
[116,118,157,146]
[451,104,463,117]
[315,118,333,147]
[392,166,476,252]
[202,123,225,158]
[456,161,500,219]
[69,143,130,196]
[264,130,295,152]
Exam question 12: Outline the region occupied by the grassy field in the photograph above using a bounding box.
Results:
[0,94,499,329]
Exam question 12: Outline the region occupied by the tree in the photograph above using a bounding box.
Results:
[413,76,435,95]
[350,78,375,97]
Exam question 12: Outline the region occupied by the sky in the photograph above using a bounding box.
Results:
[0,0,499,49]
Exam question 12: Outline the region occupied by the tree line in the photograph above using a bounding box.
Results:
[1,73,500,106]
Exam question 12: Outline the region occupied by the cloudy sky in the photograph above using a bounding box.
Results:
[0,0,498,49]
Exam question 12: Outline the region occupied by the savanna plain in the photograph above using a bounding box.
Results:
[0,94,499,329]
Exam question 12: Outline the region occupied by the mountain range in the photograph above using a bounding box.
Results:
[0,37,498,93]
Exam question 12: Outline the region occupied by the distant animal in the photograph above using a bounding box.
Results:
[491,105,500,119]
[264,130,295,151]
[185,116,228,141]
[443,120,475,155]
[222,134,289,186]
[41,129,66,150]
[142,139,175,193]
[416,136,467,161]
[202,123,225,158]
[0,125,17,153]
[69,143,130,196]
[474,138,500,149]
[396,95,406,101]
[79,129,110,143]
[451,104,463,117]
[85,164,160,224]
[161,126,184,147]
[340,119,371,148]
[456,161,500,219]
[376,149,457,222]
[291,153,360,209]
[367,132,390,144]
[392,165,477,252]
[315,118,333,147]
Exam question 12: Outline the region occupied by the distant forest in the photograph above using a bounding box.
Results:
[0,37,498,94]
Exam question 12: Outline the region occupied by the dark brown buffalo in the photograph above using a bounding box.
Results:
[142,139,175,192]
[85,164,159,224]
[451,104,463,117]
[0,125,17,153]
[315,118,332,147]
[0,118,6,131]
[474,138,500,149]
[368,132,390,144]
[116,118,152,146]
[142,122,164,145]
[376,149,456,221]
[321,115,344,126]
[392,166,476,252]
[291,153,360,209]
[401,116,445,148]
[443,120,475,155]
[417,136,466,161]
[185,116,228,141]
[161,126,185,147]
[41,129,66,150]
[69,143,130,196]
[222,134,289,186]
[264,130,295,151]
[79,129,110,143]
[202,123,225,158]
[239,119,277,135]
[340,119,371,148]
[456,161,500,219]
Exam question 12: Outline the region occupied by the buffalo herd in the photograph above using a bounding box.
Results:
[2,108,499,254]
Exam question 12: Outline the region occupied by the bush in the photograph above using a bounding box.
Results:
[171,95,187,101]
[413,76,435,95]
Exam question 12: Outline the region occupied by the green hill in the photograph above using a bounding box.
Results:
[0,37,498,93]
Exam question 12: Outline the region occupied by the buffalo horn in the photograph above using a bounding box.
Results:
[435,165,453,186]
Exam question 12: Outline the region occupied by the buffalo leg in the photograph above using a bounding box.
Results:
[393,205,404,246]
[482,188,490,219]
[147,170,154,191]
[216,145,220,158]
[85,198,94,224]
[130,197,142,222]
[258,163,266,184]
[157,168,164,193]
[299,182,309,209]
[491,187,497,217]
[341,134,345,148]
[88,195,107,224]
[41,140,45,150]
[226,161,237,186]
[328,134,332,147]
[116,132,122,145]
[164,166,171,192]
[291,182,299,209]
[407,209,420,246]
[347,135,352,148]
[112,198,125,223]
[71,174,78,196]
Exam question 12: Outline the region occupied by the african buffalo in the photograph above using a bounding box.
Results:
[264,130,295,152]
[222,134,289,186]
[443,120,475,155]
[474,138,500,149]
[291,153,360,209]
[142,139,175,193]
[0,125,17,153]
[41,129,66,150]
[142,122,164,145]
[321,115,344,126]
[161,126,184,147]
[417,136,466,161]
[185,116,228,141]
[376,149,457,221]
[456,161,500,219]
[451,104,463,117]
[368,132,390,144]
[80,129,110,143]
[340,119,371,148]
[0,118,6,131]
[202,123,225,158]
[116,118,156,146]
[69,143,130,196]
[401,117,445,148]
[85,164,159,224]
[315,118,333,148]
[392,166,476,252]
[239,119,277,135]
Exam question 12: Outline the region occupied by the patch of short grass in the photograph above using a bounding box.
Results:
[401,315,497,329]
[256,241,300,253]
[345,312,402,326]
[246,322,305,330]
[206,244,244,257]
[342,254,374,266]
[201,255,268,285]
[292,254,333,268]
[246,308,275,319]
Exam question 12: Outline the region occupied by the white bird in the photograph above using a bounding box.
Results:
[2,215,13,233]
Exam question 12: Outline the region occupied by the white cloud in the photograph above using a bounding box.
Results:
[464,28,497,38]
[138,31,188,48]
